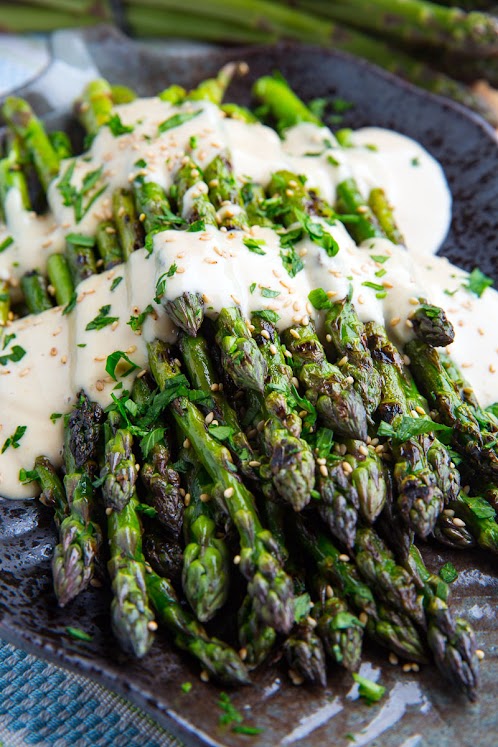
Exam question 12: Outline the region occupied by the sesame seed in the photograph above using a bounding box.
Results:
[402,663,412,673]
[415,406,426,415]
[405,319,413,328]
[359,444,369,456]
[184,493,191,506]
[224,487,234,499]
[290,328,300,339]
[19,368,30,378]
[490,364,496,373]
[403,355,411,366]
[389,652,399,666]
[239,647,248,661]
[183,438,191,449]
[339,553,350,562]
[50,347,57,357]
[148,620,158,631]
[409,296,419,305]
[301,315,309,326]
[476,649,485,660]
[249,460,261,468]
[357,295,365,305]
[233,554,241,565]
[319,464,328,477]
[111,320,119,331]
[96,380,104,392]
[326,585,334,598]
[261,329,270,340]
[410,409,419,418]
[269,343,277,356]
[316,457,326,465]
[200,493,211,503]
[210,383,219,392]
[137,369,147,379]
[411,663,420,672]
[200,670,210,683]
[292,377,299,388]
[105,507,113,516]
[390,317,401,327]
[289,669,304,686]
[60,356,67,365]
[204,411,214,425]
[358,612,368,624]
[453,517,466,527]
[284,349,292,358]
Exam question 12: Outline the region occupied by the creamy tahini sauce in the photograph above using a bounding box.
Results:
[0,97,496,499]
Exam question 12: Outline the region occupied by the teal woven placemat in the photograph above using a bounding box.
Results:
[0,639,184,747]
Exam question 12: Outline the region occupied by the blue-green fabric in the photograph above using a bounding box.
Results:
[0,639,184,747]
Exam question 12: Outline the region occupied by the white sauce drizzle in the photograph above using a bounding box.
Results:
[0,98,496,499]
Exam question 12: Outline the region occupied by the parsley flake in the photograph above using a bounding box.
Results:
[243,236,266,255]
[110,276,123,292]
[158,110,201,134]
[107,113,134,136]
[2,425,27,453]
[105,350,140,381]
[62,292,77,316]
[440,562,458,584]
[464,267,493,298]
[261,287,280,298]
[252,309,280,324]
[85,304,119,331]
[0,344,26,366]
[50,413,63,424]
[0,235,14,253]
[353,673,385,704]
[155,262,178,301]
[128,304,154,331]
[66,626,93,642]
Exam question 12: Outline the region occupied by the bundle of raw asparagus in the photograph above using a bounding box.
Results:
[1,67,497,701]
[3,0,498,123]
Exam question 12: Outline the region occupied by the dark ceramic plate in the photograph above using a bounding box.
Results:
[1,27,498,747]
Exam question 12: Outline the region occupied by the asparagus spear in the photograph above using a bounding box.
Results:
[49,131,72,160]
[52,392,104,606]
[294,517,427,662]
[112,188,144,260]
[238,594,277,669]
[368,322,444,537]
[140,442,184,539]
[323,297,382,416]
[407,545,479,701]
[186,62,245,105]
[241,181,273,227]
[204,150,248,229]
[252,74,322,130]
[146,570,250,684]
[354,527,425,627]
[284,621,328,686]
[46,253,74,307]
[179,333,258,480]
[107,488,156,657]
[75,78,114,135]
[143,529,183,587]
[410,303,455,348]
[65,233,97,285]
[282,320,368,440]
[174,155,218,226]
[33,455,67,525]
[0,133,31,212]
[95,220,124,269]
[21,270,53,314]
[0,280,10,328]
[215,306,267,394]
[434,512,476,551]
[313,587,364,672]
[148,339,295,633]
[100,410,137,512]
[336,178,384,243]
[304,0,498,57]
[368,187,405,245]
[2,96,60,192]
[448,491,498,554]
[316,452,360,551]
[182,460,230,622]
[250,313,315,511]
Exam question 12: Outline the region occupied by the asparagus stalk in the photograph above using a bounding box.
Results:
[0,281,10,328]
[408,545,479,701]
[238,594,277,669]
[46,253,75,307]
[252,74,321,130]
[95,220,124,269]
[282,320,368,440]
[21,270,53,314]
[49,131,73,160]
[75,78,114,135]
[107,489,156,657]
[2,96,60,192]
[65,233,97,285]
[179,333,258,480]
[448,491,498,554]
[182,459,230,622]
[148,339,295,633]
[143,530,183,588]
[52,392,104,606]
[186,61,246,105]
[140,442,184,539]
[250,313,315,511]
[204,150,248,230]
[146,569,250,684]
[112,188,144,260]
[284,621,328,686]
[323,297,382,417]
[215,306,267,394]
[100,410,138,512]
[368,187,405,245]
[313,587,364,672]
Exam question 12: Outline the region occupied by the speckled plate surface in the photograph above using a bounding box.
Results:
[1,26,498,747]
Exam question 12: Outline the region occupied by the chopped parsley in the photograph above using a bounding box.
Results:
[464,495,495,520]
[315,427,334,459]
[128,304,154,331]
[411,156,420,167]
[187,219,205,232]
[294,592,312,623]
[464,267,493,298]
[2,424,27,453]
[308,287,333,311]
[155,262,178,301]
[370,254,389,264]
[440,562,458,584]
[0,235,14,253]
[352,673,385,704]
[189,135,198,149]
[260,287,280,298]
[110,276,123,292]
[375,268,387,278]
[378,416,452,444]
[50,412,63,424]
[134,158,147,169]
[295,208,339,257]
[181,682,193,694]
[19,467,39,484]
[158,110,201,134]
[208,424,235,441]
[335,128,353,148]
[0,344,26,366]
[252,309,280,324]
[2,333,15,351]
[140,427,166,459]
[62,292,77,316]
[362,280,387,299]
[105,350,140,381]
[218,692,263,736]
[135,503,158,518]
[107,113,134,136]
[85,304,119,331]
[57,162,106,223]
[243,236,266,255]
[65,233,94,247]
[249,282,256,294]
[66,626,93,642]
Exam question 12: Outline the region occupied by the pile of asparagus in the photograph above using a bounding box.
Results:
[1,67,497,701]
[3,0,498,123]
